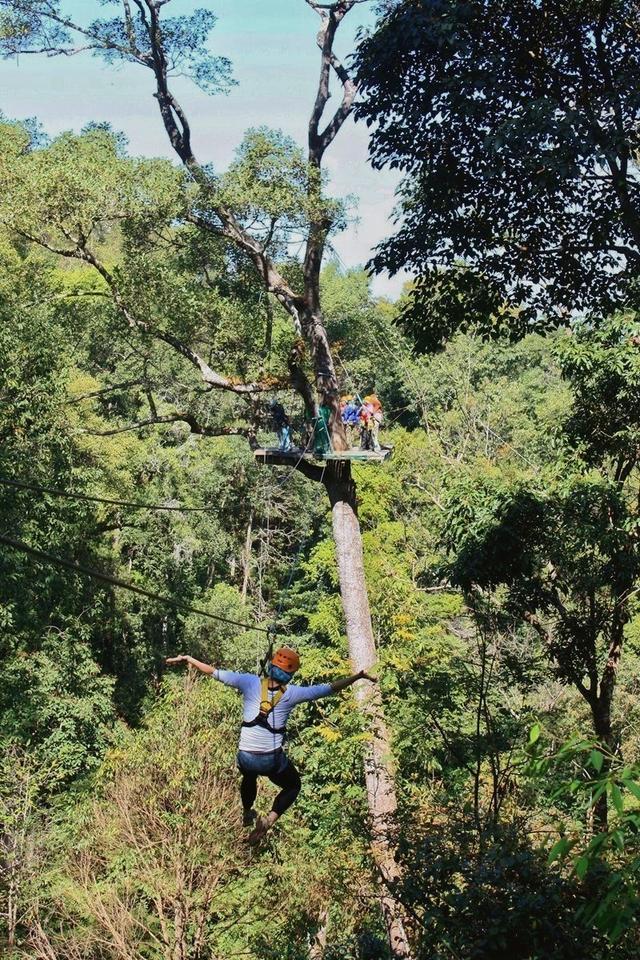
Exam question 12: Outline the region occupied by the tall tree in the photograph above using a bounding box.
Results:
[440,318,640,826]
[354,0,640,348]
[0,1,411,953]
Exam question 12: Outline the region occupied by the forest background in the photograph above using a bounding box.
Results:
[2,1,640,959]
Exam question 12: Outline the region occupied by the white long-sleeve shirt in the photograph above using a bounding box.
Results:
[213,670,333,752]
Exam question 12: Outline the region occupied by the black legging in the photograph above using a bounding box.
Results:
[240,758,302,818]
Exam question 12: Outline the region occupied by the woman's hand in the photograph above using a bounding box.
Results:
[330,671,377,694]
[358,670,378,683]
[165,654,214,675]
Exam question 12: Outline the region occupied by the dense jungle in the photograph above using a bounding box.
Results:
[2,2,640,959]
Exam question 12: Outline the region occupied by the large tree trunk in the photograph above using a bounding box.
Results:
[309,909,329,960]
[325,461,411,959]
[302,306,349,452]
[299,293,412,955]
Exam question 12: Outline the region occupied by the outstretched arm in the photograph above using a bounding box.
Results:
[288,670,377,705]
[165,654,214,676]
[330,670,377,694]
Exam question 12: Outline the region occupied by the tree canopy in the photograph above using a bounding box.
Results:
[3,1,640,957]
[354,0,640,348]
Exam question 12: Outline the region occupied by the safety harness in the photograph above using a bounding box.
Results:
[241,677,288,735]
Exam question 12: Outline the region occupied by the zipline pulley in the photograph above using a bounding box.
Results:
[259,622,279,676]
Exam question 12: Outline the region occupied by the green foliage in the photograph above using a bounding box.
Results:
[2,35,640,950]
[23,677,371,960]
[182,582,260,670]
[354,0,640,343]
[398,820,617,960]
[218,128,346,252]
[0,2,234,95]
[35,677,250,958]
[442,474,546,590]
[0,632,116,790]
[439,319,640,748]
[0,122,186,254]
[3,253,640,953]
[527,732,640,943]
[554,317,640,473]
[398,266,521,352]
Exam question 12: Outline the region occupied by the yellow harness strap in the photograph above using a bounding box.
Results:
[259,676,286,716]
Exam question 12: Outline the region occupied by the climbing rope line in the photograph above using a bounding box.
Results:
[271,422,319,491]
[255,494,267,671]
[274,442,312,490]
[335,353,363,404]
[252,458,328,670]
[370,326,432,428]
[383,403,417,427]
[0,533,269,633]
[262,477,272,617]
[272,478,324,628]
[454,405,541,472]
[0,476,217,513]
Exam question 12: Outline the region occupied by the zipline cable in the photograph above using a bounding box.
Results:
[274,436,315,489]
[0,533,269,633]
[272,459,327,628]
[0,476,216,513]
[335,353,363,404]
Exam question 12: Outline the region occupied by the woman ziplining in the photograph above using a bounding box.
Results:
[166,646,376,844]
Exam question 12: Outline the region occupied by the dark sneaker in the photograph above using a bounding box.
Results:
[242,809,257,828]
[247,815,272,846]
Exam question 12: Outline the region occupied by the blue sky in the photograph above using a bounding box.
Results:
[0,0,407,297]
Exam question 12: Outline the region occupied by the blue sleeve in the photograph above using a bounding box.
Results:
[212,670,253,692]
[287,682,333,705]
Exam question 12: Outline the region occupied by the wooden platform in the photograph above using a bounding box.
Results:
[254,446,393,465]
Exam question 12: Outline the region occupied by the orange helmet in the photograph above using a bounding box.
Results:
[271,646,300,673]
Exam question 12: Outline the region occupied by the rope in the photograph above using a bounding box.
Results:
[0,476,216,513]
[255,469,273,669]
[274,534,309,625]
[0,533,269,633]
[336,353,363,404]
[273,431,316,490]
[273,460,327,629]
[465,414,540,472]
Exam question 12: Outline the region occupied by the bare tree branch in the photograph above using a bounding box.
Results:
[121,0,139,54]
[10,226,278,397]
[306,1,359,161]
[0,0,149,63]
[79,412,252,439]
[3,0,357,419]
[185,210,304,336]
[65,378,148,405]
